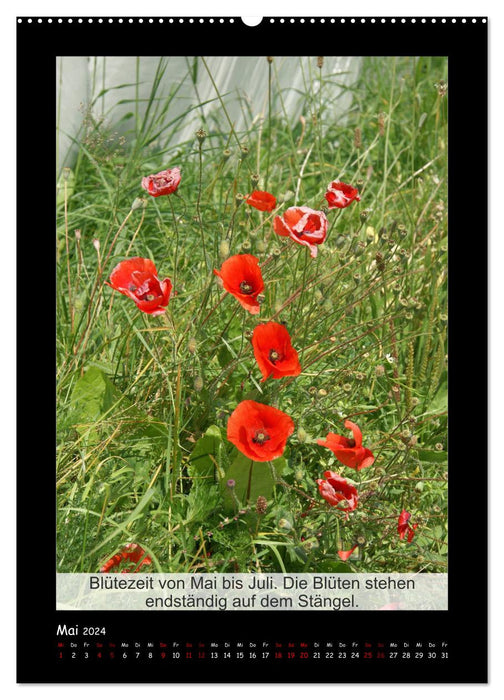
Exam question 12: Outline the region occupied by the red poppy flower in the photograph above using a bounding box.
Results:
[273,206,328,258]
[100,544,152,573]
[317,420,375,471]
[316,471,358,512]
[337,544,358,561]
[324,180,361,209]
[251,322,301,382]
[398,509,418,543]
[213,254,265,315]
[227,400,294,462]
[106,257,172,316]
[246,190,277,212]
[141,167,181,197]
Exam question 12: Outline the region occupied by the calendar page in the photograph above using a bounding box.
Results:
[17,14,487,683]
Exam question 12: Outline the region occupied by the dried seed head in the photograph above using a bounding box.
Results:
[194,376,204,392]
[241,240,252,252]
[354,127,362,149]
[266,56,274,64]
[250,173,260,185]
[256,496,268,515]
[235,193,245,206]
[219,240,230,258]
[343,383,352,393]
[188,338,197,354]
[356,536,366,546]
[74,229,81,241]
[317,56,324,68]
[240,146,249,160]
[223,149,231,160]
[92,238,100,253]
[244,329,253,340]
[360,209,370,222]
[308,386,317,396]
[435,443,444,451]
[257,293,266,305]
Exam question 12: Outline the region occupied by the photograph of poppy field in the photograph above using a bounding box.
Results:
[56,56,448,576]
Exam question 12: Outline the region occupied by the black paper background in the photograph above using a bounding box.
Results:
[17,16,487,683]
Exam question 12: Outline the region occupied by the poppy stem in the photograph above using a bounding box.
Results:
[196,140,209,270]
[246,459,254,504]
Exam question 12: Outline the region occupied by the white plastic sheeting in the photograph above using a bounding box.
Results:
[57,56,361,170]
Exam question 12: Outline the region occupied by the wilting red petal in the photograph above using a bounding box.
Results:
[227,400,294,462]
[337,544,358,561]
[316,471,358,512]
[100,544,152,573]
[398,509,418,542]
[252,322,301,382]
[317,421,374,471]
[324,180,361,209]
[214,254,264,315]
[273,206,328,258]
[107,257,172,316]
[246,191,277,212]
[141,167,181,197]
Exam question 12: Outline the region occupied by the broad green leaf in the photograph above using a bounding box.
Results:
[188,425,223,479]
[221,451,286,510]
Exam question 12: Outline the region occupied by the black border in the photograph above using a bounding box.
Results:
[17,16,488,683]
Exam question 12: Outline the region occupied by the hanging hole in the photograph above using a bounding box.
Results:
[241,16,263,27]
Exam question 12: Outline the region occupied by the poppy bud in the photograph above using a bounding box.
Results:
[278,518,292,530]
[297,427,307,443]
[194,376,204,392]
[92,238,100,253]
[266,56,273,63]
[74,229,81,241]
[295,470,304,482]
[188,338,197,354]
[196,128,207,143]
[131,197,146,211]
[318,389,327,397]
[219,240,230,258]
[256,241,267,253]
[63,167,71,181]
[277,190,294,204]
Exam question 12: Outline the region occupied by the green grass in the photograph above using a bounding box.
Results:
[56,55,448,574]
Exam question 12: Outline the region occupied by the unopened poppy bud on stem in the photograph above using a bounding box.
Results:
[131,197,146,211]
[196,128,207,143]
[194,376,204,392]
[219,240,230,258]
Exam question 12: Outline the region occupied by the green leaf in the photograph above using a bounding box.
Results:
[188,425,223,479]
[221,451,286,510]
[317,560,353,573]
[68,366,122,434]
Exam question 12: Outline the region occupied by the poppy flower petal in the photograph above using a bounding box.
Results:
[246,191,277,212]
[344,419,363,447]
[337,545,358,562]
[227,400,294,462]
